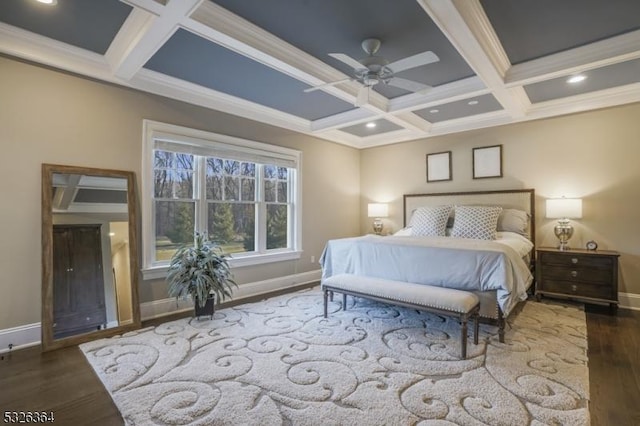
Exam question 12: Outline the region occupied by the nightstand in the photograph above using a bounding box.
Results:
[535,247,620,312]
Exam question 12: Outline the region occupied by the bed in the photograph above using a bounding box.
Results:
[320,189,536,341]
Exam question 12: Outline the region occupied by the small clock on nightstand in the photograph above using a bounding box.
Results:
[586,240,598,251]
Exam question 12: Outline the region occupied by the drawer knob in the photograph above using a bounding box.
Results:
[571,258,579,264]
[571,284,577,292]
[570,271,578,278]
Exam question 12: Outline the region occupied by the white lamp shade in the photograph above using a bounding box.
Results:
[367,203,389,218]
[546,198,582,219]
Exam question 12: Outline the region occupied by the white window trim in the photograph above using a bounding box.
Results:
[141,120,302,280]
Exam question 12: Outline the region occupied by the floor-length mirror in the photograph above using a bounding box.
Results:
[42,164,140,351]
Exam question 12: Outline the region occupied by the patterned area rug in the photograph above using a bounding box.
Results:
[81,288,589,425]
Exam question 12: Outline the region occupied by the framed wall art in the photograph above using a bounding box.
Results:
[472,144,502,179]
[426,151,452,182]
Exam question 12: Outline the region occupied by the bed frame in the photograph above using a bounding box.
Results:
[403,188,536,341]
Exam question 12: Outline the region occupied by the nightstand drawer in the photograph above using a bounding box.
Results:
[542,280,614,300]
[539,252,613,269]
[541,265,612,285]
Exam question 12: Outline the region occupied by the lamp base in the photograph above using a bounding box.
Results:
[372,218,383,235]
[554,220,574,251]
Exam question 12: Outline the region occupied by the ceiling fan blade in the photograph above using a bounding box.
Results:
[387,77,432,93]
[303,78,352,93]
[387,51,439,73]
[329,53,367,71]
[355,86,369,106]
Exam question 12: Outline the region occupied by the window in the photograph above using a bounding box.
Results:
[142,121,301,278]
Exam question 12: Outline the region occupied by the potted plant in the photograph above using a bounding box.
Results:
[166,232,236,319]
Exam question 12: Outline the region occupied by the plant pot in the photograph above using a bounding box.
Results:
[194,295,215,320]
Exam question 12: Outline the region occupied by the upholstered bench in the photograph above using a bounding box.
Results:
[321,274,480,359]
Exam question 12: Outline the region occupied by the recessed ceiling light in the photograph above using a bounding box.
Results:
[109,232,116,237]
[429,109,439,114]
[36,0,57,5]
[366,122,376,128]
[467,100,479,106]
[567,74,587,84]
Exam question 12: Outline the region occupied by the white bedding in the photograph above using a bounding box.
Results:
[320,233,533,316]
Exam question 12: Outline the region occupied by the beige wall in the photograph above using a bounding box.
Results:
[0,56,360,330]
[360,103,640,296]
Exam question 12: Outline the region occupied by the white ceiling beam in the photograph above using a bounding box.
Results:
[417,0,529,118]
[105,7,156,74]
[120,0,165,16]
[526,82,640,120]
[111,0,203,80]
[506,30,640,87]
[390,112,433,133]
[388,76,488,113]
[311,109,376,132]
[0,23,122,84]
[187,1,434,134]
[53,174,81,211]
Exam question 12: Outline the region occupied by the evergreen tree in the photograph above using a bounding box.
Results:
[165,203,194,244]
[267,205,287,249]
[212,203,235,243]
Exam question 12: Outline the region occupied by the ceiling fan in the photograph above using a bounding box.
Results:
[304,38,439,106]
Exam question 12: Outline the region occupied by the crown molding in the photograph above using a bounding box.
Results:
[506,30,640,87]
[2,1,639,150]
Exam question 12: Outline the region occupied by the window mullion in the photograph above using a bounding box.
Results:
[195,156,207,238]
[256,164,266,253]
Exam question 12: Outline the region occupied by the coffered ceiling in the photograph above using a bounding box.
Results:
[1,0,640,148]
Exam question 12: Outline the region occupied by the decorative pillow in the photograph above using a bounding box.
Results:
[393,227,412,236]
[410,205,452,236]
[451,206,502,240]
[497,208,529,236]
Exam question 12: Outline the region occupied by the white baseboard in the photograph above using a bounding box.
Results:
[0,323,41,354]
[4,273,634,352]
[619,292,640,311]
[140,269,321,321]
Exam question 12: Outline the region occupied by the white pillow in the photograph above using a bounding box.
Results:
[497,209,529,236]
[451,206,502,240]
[410,205,453,236]
[495,231,534,258]
[393,227,412,236]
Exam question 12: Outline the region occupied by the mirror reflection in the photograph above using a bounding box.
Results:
[42,165,140,350]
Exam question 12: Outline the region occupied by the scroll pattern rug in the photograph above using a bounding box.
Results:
[81,289,589,425]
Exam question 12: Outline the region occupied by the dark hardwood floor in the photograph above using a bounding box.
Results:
[1,300,638,425]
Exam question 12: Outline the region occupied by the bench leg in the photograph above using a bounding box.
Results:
[460,316,468,359]
[323,289,328,318]
[342,293,347,310]
[473,313,479,345]
[498,308,505,343]
[330,291,334,302]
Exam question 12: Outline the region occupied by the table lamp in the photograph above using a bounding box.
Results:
[367,203,388,235]
[546,198,582,250]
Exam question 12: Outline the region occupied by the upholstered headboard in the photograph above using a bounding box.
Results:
[403,189,536,257]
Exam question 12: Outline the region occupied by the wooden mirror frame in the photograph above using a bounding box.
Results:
[41,164,141,351]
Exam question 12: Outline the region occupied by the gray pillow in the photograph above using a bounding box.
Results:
[451,206,503,240]
[410,205,453,237]
[497,208,529,236]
